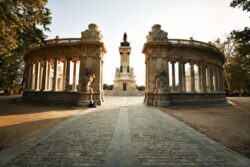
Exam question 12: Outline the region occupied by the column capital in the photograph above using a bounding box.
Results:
[72,57,80,62]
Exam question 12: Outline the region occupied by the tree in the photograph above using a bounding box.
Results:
[136,85,145,91]
[213,36,250,95]
[0,0,51,91]
[0,51,24,93]
[230,0,250,94]
[213,36,237,95]
[230,0,250,43]
[103,84,114,90]
[0,0,51,57]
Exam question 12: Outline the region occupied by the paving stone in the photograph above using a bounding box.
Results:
[0,97,249,167]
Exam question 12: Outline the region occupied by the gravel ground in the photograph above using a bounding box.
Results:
[0,95,84,150]
[162,97,250,158]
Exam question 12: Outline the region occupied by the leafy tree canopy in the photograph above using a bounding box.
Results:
[0,0,51,57]
[231,0,250,12]
[230,0,250,43]
[0,0,51,91]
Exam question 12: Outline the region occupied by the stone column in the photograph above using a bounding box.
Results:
[97,58,102,92]
[34,62,40,91]
[39,63,43,90]
[148,58,152,93]
[72,60,77,91]
[47,61,51,90]
[150,58,156,92]
[52,59,58,91]
[100,59,105,102]
[220,66,224,92]
[190,62,195,92]
[206,64,211,92]
[207,64,214,92]
[144,58,148,103]
[41,60,48,91]
[165,60,170,91]
[214,65,219,92]
[182,62,186,92]
[201,64,207,92]
[145,59,148,92]
[171,62,175,92]
[198,64,202,92]
[62,60,67,90]
[178,62,183,92]
[31,64,36,90]
[64,59,71,91]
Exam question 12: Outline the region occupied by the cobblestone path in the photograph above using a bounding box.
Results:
[0,97,249,167]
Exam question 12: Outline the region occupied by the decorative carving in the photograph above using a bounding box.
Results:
[154,71,169,92]
[81,23,103,42]
[146,24,168,42]
[154,64,169,92]
[85,70,96,92]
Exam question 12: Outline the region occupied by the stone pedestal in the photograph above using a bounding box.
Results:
[77,92,94,107]
[154,93,170,107]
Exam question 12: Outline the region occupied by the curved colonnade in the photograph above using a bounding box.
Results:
[23,24,106,106]
[143,24,226,106]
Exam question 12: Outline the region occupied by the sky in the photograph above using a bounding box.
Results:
[46,0,249,85]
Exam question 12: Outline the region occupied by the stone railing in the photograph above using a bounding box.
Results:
[168,39,219,52]
[46,38,81,44]
[30,38,81,49]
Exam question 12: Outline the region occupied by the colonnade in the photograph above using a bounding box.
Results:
[145,59,224,93]
[24,58,79,92]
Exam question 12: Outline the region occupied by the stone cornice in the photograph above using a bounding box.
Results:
[24,39,106,63]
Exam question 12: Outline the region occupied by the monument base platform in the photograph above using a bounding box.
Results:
[22,91,102,107]
[104,90,144,96]
[145,92,227,107]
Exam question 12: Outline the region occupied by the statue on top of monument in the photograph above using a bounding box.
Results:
[121,32,130,46]
[123,32,127,42]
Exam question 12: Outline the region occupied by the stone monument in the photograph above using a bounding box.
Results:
[111,33,138,96]
[22,23,106,106]
[143,24,226,107]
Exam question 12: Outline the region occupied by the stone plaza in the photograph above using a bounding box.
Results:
[6,23,245,166]
[0,97,249,167]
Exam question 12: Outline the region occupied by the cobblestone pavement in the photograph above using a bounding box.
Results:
[0,97,250,167]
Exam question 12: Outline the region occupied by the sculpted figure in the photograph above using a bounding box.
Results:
[154,70,169,92]
[81,23,103,41]
[147,24,168,42]
[85,72,96,92]
[123,32,127,42]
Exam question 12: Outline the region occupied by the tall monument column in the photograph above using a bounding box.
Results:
[112,33,138,95]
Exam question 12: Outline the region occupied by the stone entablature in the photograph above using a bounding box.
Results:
[143,24,226,107]
[23,24,106,106]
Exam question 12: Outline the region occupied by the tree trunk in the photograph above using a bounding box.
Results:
[225,76,232,96]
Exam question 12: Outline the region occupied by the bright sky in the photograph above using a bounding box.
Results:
[46,0,249,85]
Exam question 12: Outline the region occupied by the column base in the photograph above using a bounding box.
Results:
[77,92,93,107]
[153,92,170,107]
